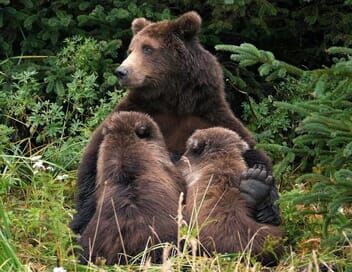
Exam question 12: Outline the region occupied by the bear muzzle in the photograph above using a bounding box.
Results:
[115,66,129,80]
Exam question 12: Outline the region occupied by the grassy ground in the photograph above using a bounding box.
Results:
[1,152,350,272]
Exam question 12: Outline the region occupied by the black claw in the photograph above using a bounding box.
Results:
[257,211,273,222]
[253,164,265,171]
[247,168,255,176]
[265,175,273,185]
[257,169,268,181]
[241,171,248,180]
[252,168,261,177]
[257,201,269,211]
[256,213,265,221]
[256,204,282,225]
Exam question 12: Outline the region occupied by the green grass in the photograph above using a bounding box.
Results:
[0,151,351,272]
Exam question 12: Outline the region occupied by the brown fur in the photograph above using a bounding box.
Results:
[116,11,256,149]
[179,128,282,262]
[79,112,186,265]
[70,11,272,236]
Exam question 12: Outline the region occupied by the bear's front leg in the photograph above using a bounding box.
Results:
[70,124,104,234]
[71,100,140,234]
[239,164,281,226]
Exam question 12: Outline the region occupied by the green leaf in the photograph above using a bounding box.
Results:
[215,44,240,53]
[127,3,138,14]
[20,0,33,8]
[314,76,327,98]
[47,17,59,28]
[304,6,319,25]
[55,81,65,97]
[4,7,16,16]
[264,51,276,63]
[327,46,352,55]
[77,15,89,26]
[114,8,130,19]
[238,59,258,67]
[277,68,287,77]
[240,43,261,58]
[24,14,38,30]
[273,151,295,177]
[106,75,117,86]
[258,63,272,76]
[343,142,352,157]
[78,2,91,11]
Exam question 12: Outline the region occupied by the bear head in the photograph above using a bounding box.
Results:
[98,111,169,185]
[115,12,222,99]
[183,127,249,163]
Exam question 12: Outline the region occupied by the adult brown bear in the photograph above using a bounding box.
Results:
[70,12,281,235]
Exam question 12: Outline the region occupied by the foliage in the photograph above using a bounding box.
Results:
[217,43,352,254]
[0,36,124,170]
[2,1,352,65]
[0,202,23,272]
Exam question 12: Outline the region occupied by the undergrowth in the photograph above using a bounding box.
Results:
[0,12,351,271]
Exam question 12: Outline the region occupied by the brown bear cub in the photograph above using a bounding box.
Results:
[79,112,186,265]
[180,128,282,264]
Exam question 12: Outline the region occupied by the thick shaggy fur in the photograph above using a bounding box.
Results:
[180,128,282,263]
[70,11,273,235]
[79,112,185,264]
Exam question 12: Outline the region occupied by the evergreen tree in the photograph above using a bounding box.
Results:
[217,43,352,245]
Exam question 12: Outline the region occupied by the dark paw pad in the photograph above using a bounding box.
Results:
[240,164,273,206]
[240,164,281,225]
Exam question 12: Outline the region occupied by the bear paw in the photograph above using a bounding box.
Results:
[239,164,281,226]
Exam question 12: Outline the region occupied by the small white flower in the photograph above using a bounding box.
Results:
[30,155,42,161]
[338,207,344,215]
[55,174,69,181]
[53,267,67,272]
[33,160,45,170]
[47,166,55,172]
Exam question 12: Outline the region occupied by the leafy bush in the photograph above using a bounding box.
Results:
[2,1,352,62]
[0,36,125,169]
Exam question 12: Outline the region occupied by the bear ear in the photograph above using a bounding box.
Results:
[238,141,249,154]
[189,137,206,156]
[131,18,151,35]
[234,138,249,154]
[172,11,201,40]
[135,124,151,139]
[101,126,108,136]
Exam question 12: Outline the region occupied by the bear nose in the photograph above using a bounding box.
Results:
[115,66,128,79]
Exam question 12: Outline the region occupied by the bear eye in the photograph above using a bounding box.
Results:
[135,125,151,139]
[190,141,205,156]
[142,45,153,55]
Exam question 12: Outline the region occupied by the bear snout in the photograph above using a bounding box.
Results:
[115,66,129,80]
